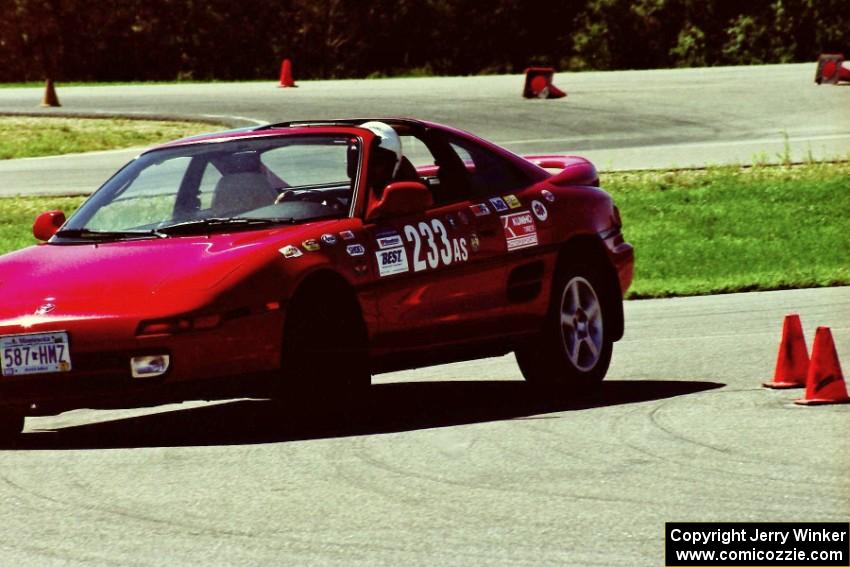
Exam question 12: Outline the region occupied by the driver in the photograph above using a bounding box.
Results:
[361,121,402,198]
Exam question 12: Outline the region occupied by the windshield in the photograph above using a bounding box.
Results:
[60,134,360,238]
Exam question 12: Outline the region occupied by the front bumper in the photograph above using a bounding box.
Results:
[0,309,284,415]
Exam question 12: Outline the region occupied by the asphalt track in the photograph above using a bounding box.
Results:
[1,287,848,565]
[0,65,848,565]
[0,62,848,195]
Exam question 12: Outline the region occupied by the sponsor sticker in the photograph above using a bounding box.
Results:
[488,197,509,212]
[501,211,538,251]
[279,245,303,258]
[377,234,403,249]
[302,239,320,252]
[376,246,409,276]
[503,194,522,209]
[340,230,356,241]
[321,233,338,246]
[541,189,555,203]
[375,229,403,249]
[469,232,480,252]
[346,244,366,257]
[470,203,490,217]
[531,200,549,222]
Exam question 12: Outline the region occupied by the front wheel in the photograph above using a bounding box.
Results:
[0,410,25,445]
[515,261,614,387]
[278,288,371,409]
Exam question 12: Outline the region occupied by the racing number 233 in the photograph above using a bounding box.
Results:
[403,219,468,272]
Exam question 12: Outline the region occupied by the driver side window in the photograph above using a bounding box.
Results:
[398,133,473,207]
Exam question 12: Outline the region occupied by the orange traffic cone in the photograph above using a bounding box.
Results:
[278,59,296,88]
[763,314,809,388]
[548,84,567,98]
[815,53,844,84]
[41,78,61,107]
[522,67,566,99]
[530,74,549,96]
[795,326,849,405]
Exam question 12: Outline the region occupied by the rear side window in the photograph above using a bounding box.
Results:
[400,134,437,168]
[447,136,530,199]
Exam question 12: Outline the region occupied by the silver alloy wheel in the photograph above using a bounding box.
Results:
[559,276,604,372]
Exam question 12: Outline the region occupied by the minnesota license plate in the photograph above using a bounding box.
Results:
[0,332,72,376]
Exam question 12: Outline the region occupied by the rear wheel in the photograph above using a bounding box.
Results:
[515,260,614,388]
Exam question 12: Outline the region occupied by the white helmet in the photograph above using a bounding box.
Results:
[361,121,402,177]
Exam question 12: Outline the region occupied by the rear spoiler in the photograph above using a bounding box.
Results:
[524,154,599,187]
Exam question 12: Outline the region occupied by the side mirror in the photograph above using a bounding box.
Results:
[366,181,433,221]
[33,210,66,241]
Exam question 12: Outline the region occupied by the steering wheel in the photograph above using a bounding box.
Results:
[275,189,347,210]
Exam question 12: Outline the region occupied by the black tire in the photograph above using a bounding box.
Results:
[0,410,25,445]
[515,259,615,388]
[278,286,370,409]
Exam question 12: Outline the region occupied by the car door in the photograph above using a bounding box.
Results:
[365,133,509,352]
[443,134,555,335]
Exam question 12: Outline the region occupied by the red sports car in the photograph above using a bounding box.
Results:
[0,118,633,438]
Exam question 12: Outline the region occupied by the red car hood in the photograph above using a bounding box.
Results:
[0,229,300,320]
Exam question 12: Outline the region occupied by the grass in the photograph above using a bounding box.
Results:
[0,162,847,299]
[0,196,85,253]
[604,162,850,298]
[0,116,214,159]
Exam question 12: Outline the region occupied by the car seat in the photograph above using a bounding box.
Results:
[395,156,422,184]
[211,172,277,216]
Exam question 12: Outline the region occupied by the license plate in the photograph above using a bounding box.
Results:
[0,332,72,376]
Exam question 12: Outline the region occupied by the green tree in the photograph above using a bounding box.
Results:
[1,0,848,82]
[0,0,65,81]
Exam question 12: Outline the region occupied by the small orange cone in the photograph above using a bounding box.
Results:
[522,67,566,99]
[530,74,548,95]
[795,326,849,405]
[763,314,809,388]
[548,83,567,98]
[41,78,61,107]
[278,59,296,88]
[815,53,844,84]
